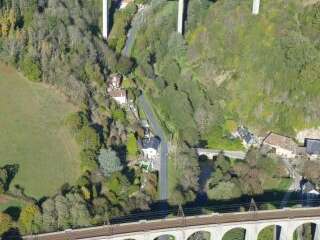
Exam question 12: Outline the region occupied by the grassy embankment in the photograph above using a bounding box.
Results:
[0,62,80,199]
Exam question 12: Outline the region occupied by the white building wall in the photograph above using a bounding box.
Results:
[142,148,158,159]
[113,96,127,105]
[275,147,296,159]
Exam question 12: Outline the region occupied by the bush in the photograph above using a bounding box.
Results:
[80,149,98,172]
[112,108,126,123]
[126,133,138,158]
[116,56,134,75]
[65,112,88,136]
[76,126,100,151]
[20,56,41,82]
[98,148,123,177]
[0,213,13,235]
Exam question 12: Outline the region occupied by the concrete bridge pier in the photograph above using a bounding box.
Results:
[245,226,258,240]
[279,221,294,240]
[177,0,184,34]
[102,0,108,39]
[313,221,320,240]
[252,0,260,15]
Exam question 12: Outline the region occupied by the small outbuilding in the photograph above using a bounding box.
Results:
[301,180,320,198]
[305,139,320,159]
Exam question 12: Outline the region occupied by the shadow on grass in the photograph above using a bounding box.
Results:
[110,190,313,224]
[3,207,21,221]
[1,228,22,240]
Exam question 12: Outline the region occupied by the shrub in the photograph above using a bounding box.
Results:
[20,56,41,82]
[98,149,123,177]
[76,126,100,150]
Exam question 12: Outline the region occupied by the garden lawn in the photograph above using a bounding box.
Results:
[0,63,80,198]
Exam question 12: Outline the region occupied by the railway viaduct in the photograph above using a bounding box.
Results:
[25,207,320,240]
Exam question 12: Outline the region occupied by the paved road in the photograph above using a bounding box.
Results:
[122,5,150,57]
[138,94,168,201]
[24,207,320,240]
[122,0,166,57]
[121,2,168,201]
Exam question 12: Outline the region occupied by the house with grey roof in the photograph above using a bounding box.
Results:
[237,126,259,148]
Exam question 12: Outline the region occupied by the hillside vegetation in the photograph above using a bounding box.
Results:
[132,0,320,145]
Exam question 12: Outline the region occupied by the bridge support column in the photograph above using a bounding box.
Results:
[209,227,223,240]
[313,221,320,240]
[177,0,184,34]
[282,222,295,240]
[252,0,260,15]
[102,0,108,39]
[245,226,258,240]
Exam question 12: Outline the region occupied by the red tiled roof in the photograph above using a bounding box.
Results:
[109,89,126,98]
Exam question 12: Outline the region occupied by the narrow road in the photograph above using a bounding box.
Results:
[122,0,165,57]
[122,2,169,201]
[138,94,168,200]
[122,5,149,57]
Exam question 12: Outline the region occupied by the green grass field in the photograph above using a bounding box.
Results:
[0,63,81,198]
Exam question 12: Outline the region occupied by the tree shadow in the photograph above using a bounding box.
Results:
[1,228,22,240]
[3,164,19,191]
[3,207,21,221]
[107,189,313,224]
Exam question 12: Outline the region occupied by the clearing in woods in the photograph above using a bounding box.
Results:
[0,62,80,198]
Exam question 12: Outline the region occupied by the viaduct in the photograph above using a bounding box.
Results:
[25,207,320,240]
[102,0,261,39]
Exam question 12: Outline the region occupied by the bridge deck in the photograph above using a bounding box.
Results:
[24,207,320,240]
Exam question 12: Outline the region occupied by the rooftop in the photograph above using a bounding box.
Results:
[109,89,126,98]
[305,139,320,155]
[238,126,254,144]
[139,137,161,150]
[263,132,297,152]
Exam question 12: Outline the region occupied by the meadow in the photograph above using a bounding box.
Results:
[0,62,80,198]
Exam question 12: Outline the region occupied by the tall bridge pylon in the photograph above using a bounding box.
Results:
[252,0,260,15]
[177,0,184,34]
[103,0,108,39]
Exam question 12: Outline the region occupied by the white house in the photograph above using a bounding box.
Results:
[107,74,128,105]
[139,137,161,171]
[262,132,298,158]
[109,89,127,105]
